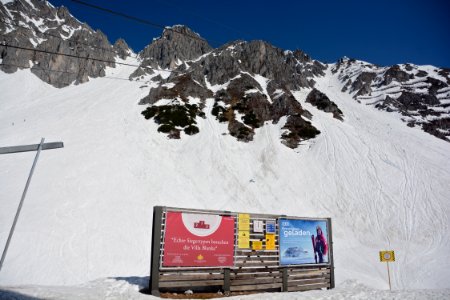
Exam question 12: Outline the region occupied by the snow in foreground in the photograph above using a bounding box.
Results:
[0,279,449,300]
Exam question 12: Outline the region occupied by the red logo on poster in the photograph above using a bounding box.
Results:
[163,212,235,267]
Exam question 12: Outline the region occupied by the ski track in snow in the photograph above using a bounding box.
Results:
[0,62,449,295]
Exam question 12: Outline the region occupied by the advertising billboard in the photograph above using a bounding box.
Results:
[279,218,329,265]
[162,211,235,267]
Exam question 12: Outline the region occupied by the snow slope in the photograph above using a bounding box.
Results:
[0,62,449,292]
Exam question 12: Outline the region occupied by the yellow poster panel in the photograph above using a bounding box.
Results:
[238,214,250,231]
[252,240,263,250]
[265,234,275,250]
[379,250,395,262]
[238,230,250,249]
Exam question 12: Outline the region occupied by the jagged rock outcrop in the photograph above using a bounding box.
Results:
[113,38,132,60]
[130,25,212,79]
[139,38,324,147]
[306,88,343,120]
[0,0,126,87]
[333,58,450,141]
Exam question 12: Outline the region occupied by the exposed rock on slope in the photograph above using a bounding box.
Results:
[0,0,120,87]
[333,58,450,141]
[306,88,343,120]
[130,25,212,79]
[138,40,326,148]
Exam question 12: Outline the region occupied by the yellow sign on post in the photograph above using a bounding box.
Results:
[238,230,250,248]
[379,250,395,291]
[238,214,250,231]
[265,234,275,250]
[379,251,395,262]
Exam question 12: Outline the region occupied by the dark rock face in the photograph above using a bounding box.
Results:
[382,65,412,85]
[139,74,213,106]
[306,88,343,120]
[334,58,450,142]
[139,40,325,148]
[130,25,212,78]
[0,0,123,87]
[281,115,320,148]
[185,41,325,90]
[350,72,376,96]
[113,38,132,60]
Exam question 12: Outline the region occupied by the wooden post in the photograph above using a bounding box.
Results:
[327,218,335,289]
[149,206,163,296]
[223,268,231,295]
[386,261,391,291]
[282,267,288,292]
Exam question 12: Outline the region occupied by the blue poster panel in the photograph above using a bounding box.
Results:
[279,219,329,265]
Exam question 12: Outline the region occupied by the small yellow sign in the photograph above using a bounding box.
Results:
[252,240,263,250]
[379,250,395,262]
[238,214,250,231]
[265,234,276,250]
[238,230,250,249]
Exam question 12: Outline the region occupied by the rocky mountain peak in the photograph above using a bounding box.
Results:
[113,38,132,59]
[132,24,211,75]
[0,0,129,88]
[161,25,201,41]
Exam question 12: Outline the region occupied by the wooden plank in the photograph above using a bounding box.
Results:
[289,273,331,280]
[159,274,224,281]
[288,269,330,275]
[234,258,279,264]
[288,268,330,274]
[230,272,281,279]
[231,277,283,285]
[160,270,223,275]
[235,255,278,261]
[230,283,282,292]
[159,280,224,288]
[288,278,328,287]
[231,266,280,272]
[288,282,330,292]
[234,261,279,267]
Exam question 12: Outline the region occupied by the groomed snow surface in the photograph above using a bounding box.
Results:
[0,63,449,299]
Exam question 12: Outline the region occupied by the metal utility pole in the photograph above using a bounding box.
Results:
[0,138,64,271]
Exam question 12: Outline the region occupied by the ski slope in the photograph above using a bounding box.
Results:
[0,62,449,293]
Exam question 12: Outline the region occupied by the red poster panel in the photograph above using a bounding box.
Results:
[163,212,235,267]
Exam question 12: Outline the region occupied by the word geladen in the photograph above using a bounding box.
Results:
[283,229,311,237]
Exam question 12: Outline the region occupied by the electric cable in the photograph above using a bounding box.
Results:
[0,61,162,84]
[0,18,127,56]
[68,0,218,45]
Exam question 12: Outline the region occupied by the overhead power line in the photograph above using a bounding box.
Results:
[69,0,217,45]
[0,62,159,84]
[1,43,141,68]
[0,43,188,74]
[0,18,124,56]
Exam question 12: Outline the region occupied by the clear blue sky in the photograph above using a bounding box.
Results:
[51,0,450,67]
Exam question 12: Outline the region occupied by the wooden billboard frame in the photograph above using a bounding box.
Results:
[149,206,334,296]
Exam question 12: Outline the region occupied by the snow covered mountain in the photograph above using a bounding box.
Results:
[1,0,450,295]
[0,0,131,87]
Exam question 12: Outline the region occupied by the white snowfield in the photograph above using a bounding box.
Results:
[0,60,449,299]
